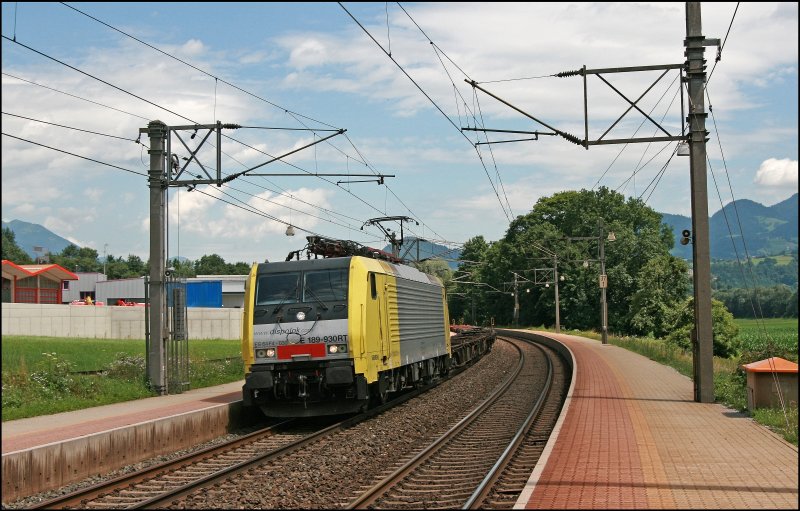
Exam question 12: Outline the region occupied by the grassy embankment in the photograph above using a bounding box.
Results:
[2,337,243,421]
[532,318,797,445]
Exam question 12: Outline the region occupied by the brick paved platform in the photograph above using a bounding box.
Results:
[514,332,798,509]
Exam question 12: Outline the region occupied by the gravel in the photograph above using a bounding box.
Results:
[3,340,516,510]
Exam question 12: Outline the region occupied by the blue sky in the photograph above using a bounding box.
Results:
[2,2,797,265]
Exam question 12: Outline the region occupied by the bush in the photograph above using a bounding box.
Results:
[666,298,740,358]
[104,353,147,382]
[30,352,75,397]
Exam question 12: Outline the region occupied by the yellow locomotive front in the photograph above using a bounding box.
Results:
[242,256,365,416]
[242,252,452,417]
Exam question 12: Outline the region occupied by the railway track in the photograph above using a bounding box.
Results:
[27,365,466,510]
[24,332,566,510]
[28,419,323,509]
[345,335,566,510]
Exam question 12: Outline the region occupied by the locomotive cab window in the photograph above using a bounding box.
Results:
[256,272,300,305]
[370,273,377,299]
[303,269,348,302]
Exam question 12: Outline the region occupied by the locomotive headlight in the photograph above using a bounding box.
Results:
[256,348,276,359]
[328,344,347,354]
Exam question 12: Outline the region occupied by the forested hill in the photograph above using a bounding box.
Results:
[1,219,74,259]
[662,193,798,260]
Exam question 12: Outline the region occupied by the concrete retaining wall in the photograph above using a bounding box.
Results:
[1,401,260,502]
[1,303,242,340]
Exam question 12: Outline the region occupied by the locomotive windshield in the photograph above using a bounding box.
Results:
[256,272,300,305]
[303,269,348,302]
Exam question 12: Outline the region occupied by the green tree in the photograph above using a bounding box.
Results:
[126,255,146,276]
[450,236,491,325]
[627,255,690,337]
[51,245,100,273]
[666,297,740,358]
[414,259,453,288]
[1,227,33,264]
[228,261,252,275]
[786,289,798,318]
[169,258,196,278]
[475,187,678,332]
[194,254,228,275]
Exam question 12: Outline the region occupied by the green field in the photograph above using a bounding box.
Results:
[2,336,243,421]
[750,255,795,266]
[734,318,798,363]
[1,336,242,373]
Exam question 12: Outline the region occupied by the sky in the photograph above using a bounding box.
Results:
[1,2,797,266]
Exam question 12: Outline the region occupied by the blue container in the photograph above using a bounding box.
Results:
[166,281,222,307]
[186,281,222,307]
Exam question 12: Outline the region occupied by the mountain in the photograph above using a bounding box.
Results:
[2,219,76,260]
[382,237,463,269]
[661,193,798,260]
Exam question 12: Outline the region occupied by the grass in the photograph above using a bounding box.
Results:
[2,336,243,422]
[524,320,798,445]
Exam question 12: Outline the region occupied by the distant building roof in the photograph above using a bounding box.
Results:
[196,275,248,280]
[2,260,79,281]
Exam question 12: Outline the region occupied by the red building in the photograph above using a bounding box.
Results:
[1,260,78,304]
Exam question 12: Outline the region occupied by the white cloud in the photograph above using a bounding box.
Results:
[179,39,207,57]
[288,38,330,70]
[754,158,798,187]
[2,2,796,262]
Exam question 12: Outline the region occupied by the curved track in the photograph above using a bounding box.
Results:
[345,335,567,510]
[25,332,567,510]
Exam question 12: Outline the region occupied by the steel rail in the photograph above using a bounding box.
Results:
[463,341,554,508]
[28,420,294,509]
[26,331,496,510]
[345,338,526,509]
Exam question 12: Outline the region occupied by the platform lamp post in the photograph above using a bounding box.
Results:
[103,243,108,279]
[598,221,615,345]
[526,243,563,333]
[572,220,615,344]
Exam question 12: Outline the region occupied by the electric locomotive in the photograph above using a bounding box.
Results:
[241,237,452,417]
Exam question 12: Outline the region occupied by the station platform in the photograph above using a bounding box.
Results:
[2,380,244,454]
[1,380,250,502]
[514,331,798,509]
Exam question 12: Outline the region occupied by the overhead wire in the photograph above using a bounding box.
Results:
[706,2,739,87]
[1,87,371,232]
[2,35,196,124]
[55,2,448,249]
[2,34,397,242]
[339,2,513,223]
[401,3,515,221]
[2,111,148,147]
[3,132,148,177]
[58,2,338,130]
[3,59,390,248]
[2,71,151,122]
